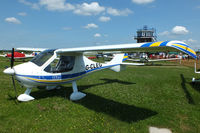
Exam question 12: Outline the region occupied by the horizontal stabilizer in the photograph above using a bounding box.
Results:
[121,62,145,66]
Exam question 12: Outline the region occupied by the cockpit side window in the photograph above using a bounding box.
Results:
[31,49,55,66]
[44,55,75,73]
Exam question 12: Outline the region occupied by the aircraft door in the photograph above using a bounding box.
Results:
[44,55,75,73]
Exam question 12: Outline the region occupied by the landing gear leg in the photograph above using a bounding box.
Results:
[17,88,35,102]
[70,81,86,101]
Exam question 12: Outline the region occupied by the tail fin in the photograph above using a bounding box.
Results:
[123,53,128,62]
[109,53,128,72]
[109,53,128,64]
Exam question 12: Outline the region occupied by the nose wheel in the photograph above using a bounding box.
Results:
[17,88,34,102]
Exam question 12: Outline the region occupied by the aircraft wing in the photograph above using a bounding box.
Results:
[0,55,6,57]
[56,41,197,59]
[16,47,46,52]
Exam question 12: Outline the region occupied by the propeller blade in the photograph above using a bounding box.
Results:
[11,48,14,68]
[11,76,17,99]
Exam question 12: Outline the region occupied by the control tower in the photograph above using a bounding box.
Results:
[134,25,157,43]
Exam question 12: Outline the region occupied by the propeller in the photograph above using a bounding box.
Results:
[11,48,14,68]
[3,48,18,100]
[10,48,17,99]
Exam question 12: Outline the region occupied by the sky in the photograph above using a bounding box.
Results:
[0,0,200,50]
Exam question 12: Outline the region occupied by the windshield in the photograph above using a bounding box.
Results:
[31,49,56,66]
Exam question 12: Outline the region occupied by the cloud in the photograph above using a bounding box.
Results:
[19,1,133,18]
[83,23,98,29]
[188,38,197,43]
[159,26,189,37]
[107,7,133,16]
[132,0,155,4]
[182,39,197,44]
[18,12,27,16]
[5,17,21,24]
[62,27,72,30]
[94,33,101,37]
[159,31,170,36]
[74,2,105,16]
[99,16,111,22]
[171,26,189,35]
[39,0,75,11]
[18,0,40,10]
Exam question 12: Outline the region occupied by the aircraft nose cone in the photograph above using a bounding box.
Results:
[3,67,15,75]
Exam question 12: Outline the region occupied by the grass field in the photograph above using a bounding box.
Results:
[0,57,200,133]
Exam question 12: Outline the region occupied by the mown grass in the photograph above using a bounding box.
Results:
[0,57,200,133]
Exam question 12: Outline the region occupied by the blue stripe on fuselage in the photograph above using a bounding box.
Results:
[16,64,120,83]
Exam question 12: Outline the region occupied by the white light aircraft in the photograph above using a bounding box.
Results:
[3,41,197,102]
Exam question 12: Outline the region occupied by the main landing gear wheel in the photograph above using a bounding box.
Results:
[70,81,86,101]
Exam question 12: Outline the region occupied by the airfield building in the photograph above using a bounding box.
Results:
[134,25,157,43]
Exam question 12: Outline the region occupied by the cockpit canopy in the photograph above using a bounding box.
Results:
[31,49,75,73]
[31,49,56,66]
